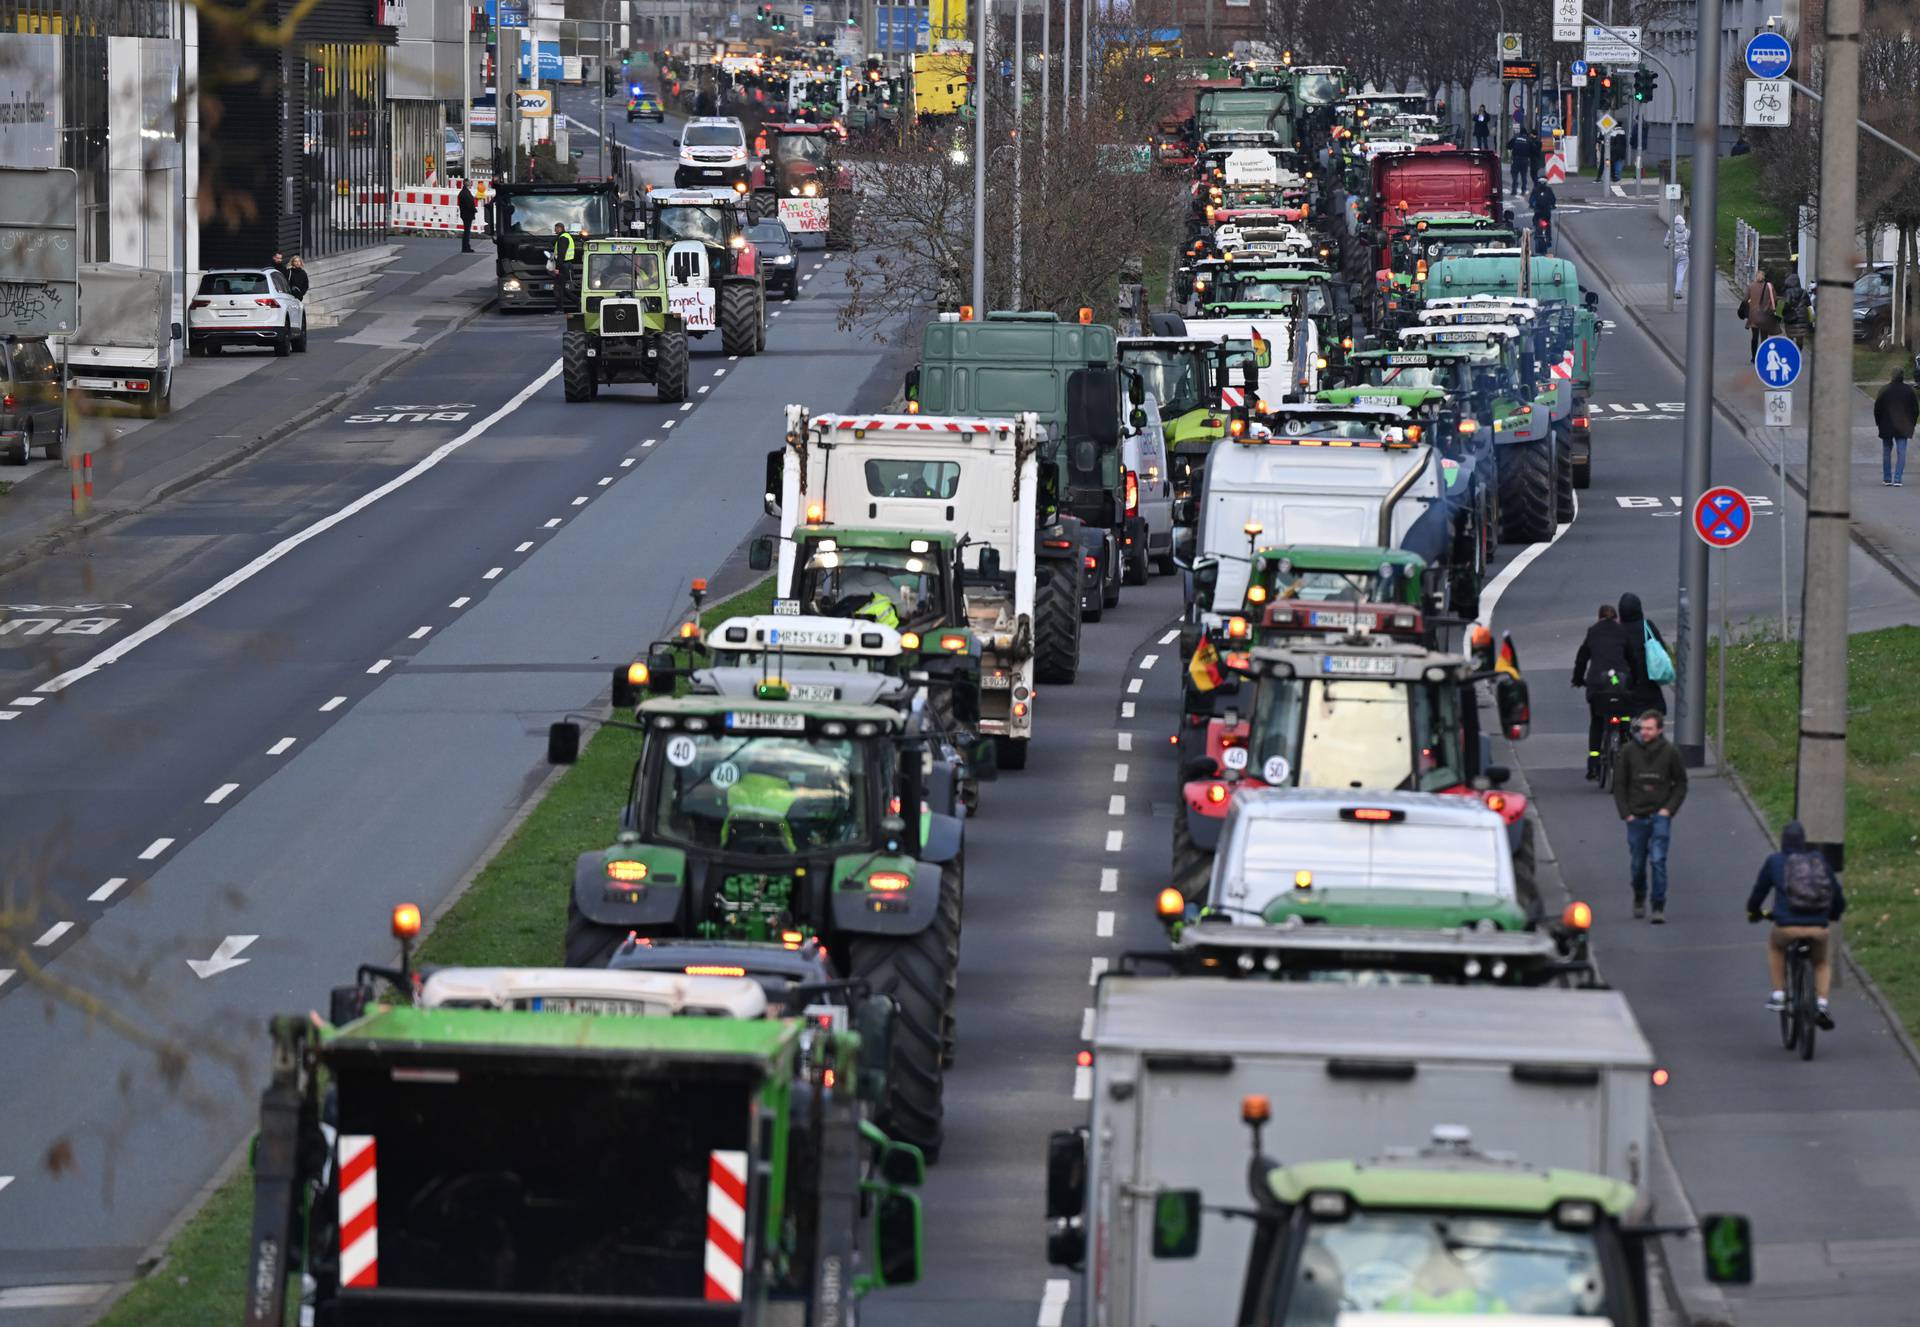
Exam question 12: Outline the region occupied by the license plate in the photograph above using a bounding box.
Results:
[73,377,125,391]
[791,683,837,702]
[727,710,806,731]
[1357,394,1400,407]
[1310,610,1360,628]
[1321,654,1396,675]
[770,628,842,647]
[771,598,802,615]
[982,670,1011,690]
[528,997,649,1015]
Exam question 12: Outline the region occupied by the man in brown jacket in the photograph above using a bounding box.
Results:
[1613,710,1688,922]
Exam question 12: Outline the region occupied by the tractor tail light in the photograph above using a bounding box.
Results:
[1125,469,1139,519]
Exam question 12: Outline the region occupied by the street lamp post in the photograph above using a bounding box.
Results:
[972,0,988,313]
[1014,0,1023,305]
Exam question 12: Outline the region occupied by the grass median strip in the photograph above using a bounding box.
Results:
[97,573,773,1325]
[1713,625,1920,1042]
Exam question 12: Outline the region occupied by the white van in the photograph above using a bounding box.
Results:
[675,116,751,189]
[1120,392,1175,582]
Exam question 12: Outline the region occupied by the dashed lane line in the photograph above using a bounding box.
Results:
[32,362,562,696]
[1039,1278,1072,1327]
[1117,732,1132,751]
[597,478,614,487]
[8,696,43,706]
[367,659,392,675]
[138,837,174,861]
[267,738,296,755]
[621,457,637,466]
[1108,795,1126,816]
[1126,677,1143,694]
[34,922,73,947]
[1139,653,1158,670]
[516,539,537,550]
[409,626,432,639]
[1088,956,1109,985]
[572,496,591,506]
[1100,868,1118,893]
[205,783,239,805]
[88,878,128,903]
[483,567,505,579]
[1071,1065,1092,1102]
[319,696,346,712]
[450,597,471,609]
[544,517,563,527]
[1096,910,1115,938]
[1081,1007,1095,1039]
[1159,628,1179,645]
[1105,829,1123,852]
[0,712,17,721]
[1113,763,1129,782]
[1120,701,1136,719]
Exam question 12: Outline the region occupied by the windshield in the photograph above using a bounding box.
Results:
[652,731,869,855]
[655,205,729,244]
[1294,72,1343,104]
[1222,281,1330,314]
[773,133,832,165]
[501,193,613,235]
[1265,416,1400,441]
[750,222,793,251]
[1261,565,1412,605]
[1270,1210,1614,1322]
[1126,347,1208,417]
[685,123,744,148]
[802,547,941,623]
[6,338,58,381]
[586,251,662,291]
[1249,676,1466,793]
[1361,363,1453,391]
[198,271,273,295]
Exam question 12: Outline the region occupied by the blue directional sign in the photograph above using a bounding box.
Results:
[1754,334,1802,389]
[1693,486,1753,548]
[1744,32,1792,80]
[1570,60,1588,76]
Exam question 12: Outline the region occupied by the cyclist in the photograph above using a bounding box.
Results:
[1747,820,1847,1028]
[1570,603,1637,781]
[1528,177,1557,253]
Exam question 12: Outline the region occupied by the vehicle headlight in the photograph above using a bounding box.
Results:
[802,181,819,197]
[502,278,523,292]
[774,254,794,265]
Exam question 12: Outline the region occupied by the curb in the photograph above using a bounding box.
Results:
[0,279,498,582]
[1558,216,1920,602]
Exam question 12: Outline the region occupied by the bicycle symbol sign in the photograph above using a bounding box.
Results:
[1693,486,1753,548]
[1754,335,1801,389]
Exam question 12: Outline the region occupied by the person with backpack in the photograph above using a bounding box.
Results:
[1613,710,1687,922]
[1747,820,1846,1028]
[1571,603,1638,781]
[1742,269,1781,356]
[1616,592,1672,716]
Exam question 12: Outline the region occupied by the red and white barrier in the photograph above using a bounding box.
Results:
[389,181,492,236]
[338,1134,379,1288]
[1221,386,1246,408]
[1544,152,1566,185]
[1550,351,1574,382]
[704,1149,748,1301]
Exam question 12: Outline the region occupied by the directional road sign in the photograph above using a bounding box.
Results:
[1744,31,1792,80]
[1754,334,1802,389]
[1693,486,1754,548]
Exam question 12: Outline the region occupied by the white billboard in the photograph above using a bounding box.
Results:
[0,34,62,170]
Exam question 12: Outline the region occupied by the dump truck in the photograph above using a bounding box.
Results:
[560,237,689,403]
[242,926,927,1326]
[490,179,623,310]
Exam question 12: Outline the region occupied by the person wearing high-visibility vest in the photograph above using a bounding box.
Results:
[552,224,580,306]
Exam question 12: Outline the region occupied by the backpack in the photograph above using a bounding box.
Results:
[1782,851,1835,915]
[1643,622,1675,684]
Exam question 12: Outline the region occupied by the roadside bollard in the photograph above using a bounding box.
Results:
[69,451,93,518]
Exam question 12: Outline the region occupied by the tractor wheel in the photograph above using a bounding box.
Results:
[564,899,625,968]
[1496,439,1557,544]
[720,284,758,357]
[562,330,595,403]
[939,860,963,1069]
[654,329,689,403]
[1171,801,1212,901]
[1100,540,1122,609]
[1033,561,1081,686]
[755,291,768,351]
[1555,436,1576,524]
[849,923,949,1162]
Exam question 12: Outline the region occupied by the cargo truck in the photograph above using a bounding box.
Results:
[59,263,179,417]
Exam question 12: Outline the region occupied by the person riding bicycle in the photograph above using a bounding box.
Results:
[1747,821,1846,1028]
[1571,603,1638,781]
[1528,178,1557,252]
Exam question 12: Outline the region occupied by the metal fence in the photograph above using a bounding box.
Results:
[1733,217,1761,294]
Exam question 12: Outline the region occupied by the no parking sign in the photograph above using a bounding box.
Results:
[1692,486,1753,548]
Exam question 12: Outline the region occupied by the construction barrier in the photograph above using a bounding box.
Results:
[1543,152,1566,185]
[389,181,492,236]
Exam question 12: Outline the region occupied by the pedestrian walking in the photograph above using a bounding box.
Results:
[287,255,309,301]
[1613,710,1688,922]
[1616,592,1672,717]
[1609,126,1628,182]
[1507,127,1529,195]
[1473,104,1491,151]
[1742,269,1780,356]
[1665,212,1690,299]
[1874,368,1918,487]
[458,181,478,253]
[1779,272,1812,349]
[1524,129,1542,189]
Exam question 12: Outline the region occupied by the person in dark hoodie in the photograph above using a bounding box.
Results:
[1613,709,1686,922]
[1615,592,1669,716]
[1571,603,1638,780]
[1747,820,1845,1028]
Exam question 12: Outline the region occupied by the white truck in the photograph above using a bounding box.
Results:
[1183,314,1320,402]
[1048,977,1656,1327]
[754,408,1043,768]
[58,264,179,417]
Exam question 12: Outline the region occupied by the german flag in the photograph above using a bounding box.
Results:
[1189,637,1225,692]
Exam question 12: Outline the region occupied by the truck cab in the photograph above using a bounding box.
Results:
[490,180,622,310]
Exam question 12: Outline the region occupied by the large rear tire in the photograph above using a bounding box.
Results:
[562,329,594,402]
[1033,561,1081,686]
[939,860,963,1070]
[1497,438,1557,544]
[1124,536,1151,586]
[849,924,950,1162]
[1555,435,1576,524]
[654,329,689,402]
[720,284,758,357]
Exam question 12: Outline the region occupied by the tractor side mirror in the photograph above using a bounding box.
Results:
[969,734,998,779]
[873,1191,924,1286]
[903,365,921,404]
[1045,1128,1088,1220]
[1173,496,1197,526]
[763,449,783,514]
[1149,1191,1203,1259]
[547,721,582,765]
[1128,370,1146,406]
[1700,1214,1754,1285]
[1181,756,1221,782]
[1584,290,1600,310]
[1130,406,1148,428]
[978,545,1002,580]
[877,1139,926,1187]
[1496,675,1531,740]
[646,649,678,694]
[328,983,372,1026]
[748,534,775,571]
[1192,557,1221,610]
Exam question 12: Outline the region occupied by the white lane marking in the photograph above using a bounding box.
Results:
[319,696,346,712]
[770,310,782,317]
[1105,829,1124,852]
[1071,1065,1092,1102]
[449,597,471,609]
[729,355,740,362]
[544,517,563,527]
[1081,1007,1095,1039]
[1108,795,1126,816]
[0,712,17,720]
[678,402,693,412]
[1139,653,1158,670]
[1039,1277,1072,1327]
[205,783,240,805]
[1096,910,1115,938]
[1117,731,1132,752]
[0,974,10,991]
[267,738,296,756]
[713,368,727,377]
[1121,701,1136,719]
[621,457,637,466]
[1126,677,1143,694]
[1088,957,1109,985]
[0,1285,112,1308]
[8,696,43,706]
[187,934,258,979]
[1159,628,1179,645]
[572,496,590,506]
[597,478,614,487]
[698,385,711,394]
[1100,867,1118,893]
[643,438,658,447]
[33,363,562,695]
[89,877,129,903]
[0,1174,11,1191]
[483,567,505,579]
[1476,492,1578,630]
[138,837,174,861]
[663,418,676,428]
[812,261,825,270]
[408,626,432,639]
[366,659,392,675]
[516,540,536,551]
[1113,763,1129,782]
[34,922,73,947]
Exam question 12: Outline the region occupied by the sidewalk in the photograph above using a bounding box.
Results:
[0,235,496,576]
[1555,173,1920,595]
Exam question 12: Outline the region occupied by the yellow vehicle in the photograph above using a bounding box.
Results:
[910,51,971,120]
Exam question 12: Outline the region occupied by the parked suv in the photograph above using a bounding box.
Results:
[188,268,308,357]
[1,335,66,465]
[675,116,752,189]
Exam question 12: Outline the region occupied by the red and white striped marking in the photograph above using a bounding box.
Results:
[814,415,1005,434]
[704,1149,749,1301]
[1544,151,1567,184]
[1550,352,1574,382]
[1220,386,1246,408]
[338,1135,379,1288]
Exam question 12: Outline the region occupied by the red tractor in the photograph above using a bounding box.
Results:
[755,122,854,246]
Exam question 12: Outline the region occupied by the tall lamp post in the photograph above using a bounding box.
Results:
[971,0,988,313]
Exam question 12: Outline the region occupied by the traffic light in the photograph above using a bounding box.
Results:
[1596,68,1613,108]
[756,4,768,20]
[1634,67,1657,102]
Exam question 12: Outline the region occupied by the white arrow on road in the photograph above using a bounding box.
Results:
[187,935,258,979]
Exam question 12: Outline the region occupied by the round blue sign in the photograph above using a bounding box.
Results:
[1754,335,1802,389]
[1744,32,1792,80]
[1570,60,1589,76]
[1693,486,1753,548]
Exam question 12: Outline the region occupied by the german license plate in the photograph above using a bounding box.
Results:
[1321,653,1395,675]
[727,710,806,731]
[790,683,837,702]
[771,598,802,615]
[770,628,842,647]
[1310,610,1360,628]
[528,997,647,1015]
[982,670,1011,690]
[1357,394,1400,407]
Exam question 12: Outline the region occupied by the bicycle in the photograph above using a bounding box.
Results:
[1593,692,1635,793]
[1773,931,1819,1061]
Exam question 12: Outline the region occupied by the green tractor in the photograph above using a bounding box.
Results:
[547,688,972,1157]
[241,915,927,1325]
[561,237,690,404]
